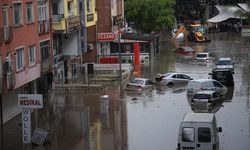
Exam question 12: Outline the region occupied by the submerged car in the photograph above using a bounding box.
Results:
[191,90,224,107]
[209,68,234,86]
[155,73,193,86]
[195,52,214,62]
[186,79,228,98]
[126,78,154,91]
[215,57,234,72]
[174,47,195,54]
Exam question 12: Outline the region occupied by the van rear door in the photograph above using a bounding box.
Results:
[179,123,197,150]
[179,123,214,150]
[196,126,214,150]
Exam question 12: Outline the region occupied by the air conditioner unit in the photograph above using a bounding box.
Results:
[87,44,94,51]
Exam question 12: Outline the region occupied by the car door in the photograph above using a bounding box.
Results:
[180,74,192,83]
[196,126,213,150]
[145,80,154,89]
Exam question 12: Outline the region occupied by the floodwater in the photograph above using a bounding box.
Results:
[2,32,250,150]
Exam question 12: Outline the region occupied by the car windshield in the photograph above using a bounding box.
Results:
[194,94,211,99]
[213,71,231,79]
[187,81,201,88]
[197,54,207,58]
[217,60,232,65]
[131,79,144,85]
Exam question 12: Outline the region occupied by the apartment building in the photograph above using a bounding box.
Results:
[51,0,81,83]
[0,0,52,123]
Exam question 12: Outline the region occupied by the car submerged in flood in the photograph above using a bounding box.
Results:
[155,72,193,86]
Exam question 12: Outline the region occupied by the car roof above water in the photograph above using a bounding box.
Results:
[183,112,214,123]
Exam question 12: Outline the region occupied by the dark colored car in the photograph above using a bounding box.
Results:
[209,68,234,86]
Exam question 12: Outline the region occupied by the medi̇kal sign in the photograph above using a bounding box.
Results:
[18,94,43,109]
[97,33,116,41]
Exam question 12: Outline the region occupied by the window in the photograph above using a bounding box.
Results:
[3,7,10,41]
[26,2,34,23]
[40,40,50,61]
[68,1,73,16]
[28,45,36,65]
[182,127,195,142]
[198,128,211,143]
[13,3,22,25]
[213,81,223,87]
[16,47,24,70]
[87,0,92,12]
[38,1,48,21]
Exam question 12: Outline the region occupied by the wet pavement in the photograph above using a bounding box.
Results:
[2,32,250,150]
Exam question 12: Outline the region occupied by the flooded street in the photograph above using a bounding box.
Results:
[3,32,250,150]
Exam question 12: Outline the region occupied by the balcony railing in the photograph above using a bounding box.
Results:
[0,27,3,45]
[52,14,64,22]
[41,58,52,73]
[3,26,13,43]
[7,72,14,90]
[38,20,50,35]
[66,16,80,33]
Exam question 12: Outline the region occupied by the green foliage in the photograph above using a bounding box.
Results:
[125,0,175,33]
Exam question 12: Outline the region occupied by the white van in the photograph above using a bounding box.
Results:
[177,112,222,150]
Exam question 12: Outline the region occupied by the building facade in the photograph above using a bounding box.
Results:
[0,0,53,123]
[51,0,81,83]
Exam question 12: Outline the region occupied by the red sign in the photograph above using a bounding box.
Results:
[98,33,116,41]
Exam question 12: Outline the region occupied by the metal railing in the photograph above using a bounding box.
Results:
[38,20,50,35]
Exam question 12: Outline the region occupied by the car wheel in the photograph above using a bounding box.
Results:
[167,82,174,87]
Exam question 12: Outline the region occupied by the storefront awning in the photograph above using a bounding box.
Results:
[207,5,246,23]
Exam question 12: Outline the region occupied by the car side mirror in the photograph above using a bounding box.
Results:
[208,73,212,75]
[217,127,222,132]
[189,78,193,80]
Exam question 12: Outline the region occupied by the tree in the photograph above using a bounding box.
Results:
[244,0,250,24]
[125,0,175,33]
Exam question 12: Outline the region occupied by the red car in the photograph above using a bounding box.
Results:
[174,47,195,54]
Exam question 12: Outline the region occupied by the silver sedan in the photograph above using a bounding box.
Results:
[155,72,193,86]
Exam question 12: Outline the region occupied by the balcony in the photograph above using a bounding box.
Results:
[3,26,13,43]
[38,20,50,35]
[67,16,80,33]
[41,58,52,74]
[52,15,80,34]
[0,28,3,45]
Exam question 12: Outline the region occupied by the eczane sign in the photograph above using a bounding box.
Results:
[18,94,43,109]
[97,33,116,41]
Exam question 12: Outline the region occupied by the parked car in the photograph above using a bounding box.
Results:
[215,57,234,72]
[174,47,195,54]
[186,79,228,98]
[177,112,222,150]
[126,78,154,91]
[155,73,193,86]
[191,90,224,107]
[195,52,214,62]
[209,68,234,86]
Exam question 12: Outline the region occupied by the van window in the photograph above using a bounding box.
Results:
[182,127,195,142]
[198,128,211,143]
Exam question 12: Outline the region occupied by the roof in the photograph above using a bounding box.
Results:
[183,112,215,122]
[207,5,246,23]
[237,3,249,12]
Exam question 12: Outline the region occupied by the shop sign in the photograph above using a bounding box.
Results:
[98,33,116,41]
